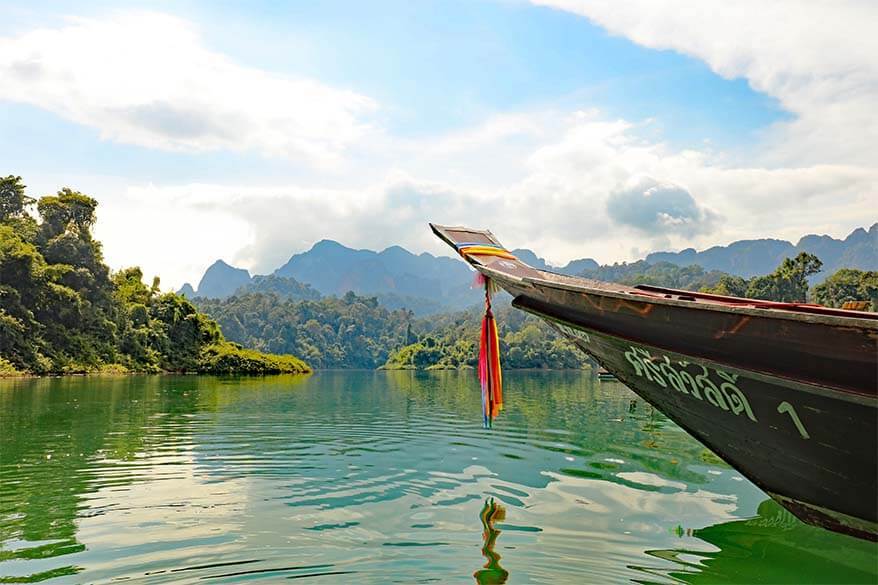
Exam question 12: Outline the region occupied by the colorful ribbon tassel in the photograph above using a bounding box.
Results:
[478,278,503,427]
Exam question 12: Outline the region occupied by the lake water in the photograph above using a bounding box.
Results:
[1,371,876,584]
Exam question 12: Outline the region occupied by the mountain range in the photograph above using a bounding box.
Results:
[646,223,877,277]
[179,223,877,314]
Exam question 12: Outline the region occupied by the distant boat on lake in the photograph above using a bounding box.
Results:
[431,224,877,542]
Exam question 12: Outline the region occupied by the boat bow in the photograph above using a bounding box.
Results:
[430,223,878,541]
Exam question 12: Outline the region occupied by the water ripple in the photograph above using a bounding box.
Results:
[1,371,875,584]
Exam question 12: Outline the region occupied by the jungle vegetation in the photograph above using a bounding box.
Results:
[194,292,590,370]
[586,253,871,307]
[195,291,414,369]
[0,176,309,376]
[699,252,824,302]
[383,302,590,370]
[578,260,729,291]
[193,249,873,371]
[812,268,878,310]
[188,260,731,370]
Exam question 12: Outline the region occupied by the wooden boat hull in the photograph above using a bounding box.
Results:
[518,297,876,541]
[430,224,878,541]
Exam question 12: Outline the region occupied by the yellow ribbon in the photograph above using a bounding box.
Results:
[458,245,516,260]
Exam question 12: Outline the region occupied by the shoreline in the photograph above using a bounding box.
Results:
[0,367,596,380]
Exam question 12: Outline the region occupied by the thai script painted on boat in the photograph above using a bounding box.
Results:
[553,322,591,344]
[624,346,758,422]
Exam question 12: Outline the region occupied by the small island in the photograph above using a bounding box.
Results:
[0,176,309,377]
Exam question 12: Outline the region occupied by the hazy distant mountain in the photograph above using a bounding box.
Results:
[191,260,251,299]
[508,249,551,271]
[646,223,877,278]
[646,239,792,278]
[562,257,601,274]
[268,242,597,313]
[177,282,196,297]
[178,271,321,303]
[273,240,480,311]
[237,274,322,301]
[181,240,600,311]
[509,249,599,274]
[181,224,875,311]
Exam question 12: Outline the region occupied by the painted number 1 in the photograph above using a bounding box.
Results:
[777,401,810,439]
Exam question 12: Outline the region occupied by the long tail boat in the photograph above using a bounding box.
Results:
[430,224,878,541]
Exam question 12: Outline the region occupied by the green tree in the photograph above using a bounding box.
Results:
[37,188,98,239]
[150,293,222,371]
[702,252,824,303]
[701,275,748,297]
[774,252,823,302]
[813,269,878,311]
[579,261,729,291]
[0,175,33,220]
[0,225,49,369]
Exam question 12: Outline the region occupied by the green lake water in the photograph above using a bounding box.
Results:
[1,371,876,584]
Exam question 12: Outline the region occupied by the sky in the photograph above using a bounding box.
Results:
[1,0,875,288]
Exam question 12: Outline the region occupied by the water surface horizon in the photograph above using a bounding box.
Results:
[1,371,875,583]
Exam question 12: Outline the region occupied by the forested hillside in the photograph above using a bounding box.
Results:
[195,292,412,369]
[578,261,729,290]
[813,269,878,309]
[0,176,309,376]
[237,274,322,301]
[194,292,590,370]
[383,302,589,370]
[699,254,877,307]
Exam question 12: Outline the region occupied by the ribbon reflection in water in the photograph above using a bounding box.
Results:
[474,497,509,584]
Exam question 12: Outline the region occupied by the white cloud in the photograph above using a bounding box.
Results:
[0,12,376,165]
[11,6,876,287]
[92,104,875,288]
[530,0,878,167]
[92,177,466,286]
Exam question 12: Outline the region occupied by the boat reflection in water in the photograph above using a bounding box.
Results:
[474,498,509,584]
[633,499,878,584]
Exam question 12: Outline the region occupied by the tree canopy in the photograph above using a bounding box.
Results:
[742,252,823,303]
[0,176,308,376]
[700,252,826,303]
[195,291,414,369]
[382,303,590,370]
[194,291,591,371]
[812,269,878,310]
[578,260,729,291]
[0,175,34,221]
